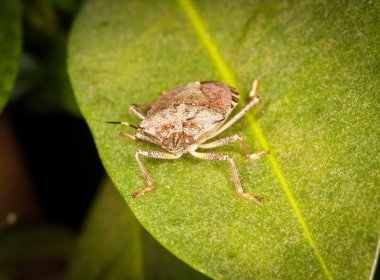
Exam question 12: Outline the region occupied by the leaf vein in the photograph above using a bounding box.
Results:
[177,0,333,279]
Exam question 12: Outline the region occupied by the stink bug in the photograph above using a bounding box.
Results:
[107,78,269,201]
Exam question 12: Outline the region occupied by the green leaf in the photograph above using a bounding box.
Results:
[15,0,81,116]
[0,0,22,112]
[68,0,380,279]
[0,224,74,279]
[64,178,209,280]
[0,223,74,264]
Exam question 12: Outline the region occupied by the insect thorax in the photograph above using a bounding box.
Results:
[139,103,225,153]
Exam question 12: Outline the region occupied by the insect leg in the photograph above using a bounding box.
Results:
[119,131,137,141]
[190,151,261,201]
[135,132,161,145]
[209,78,261,139]
[129,104,151,120]
[107,121,140,141]
[133,150,181,198]
[119,131,160,146]
[199,134,269,159]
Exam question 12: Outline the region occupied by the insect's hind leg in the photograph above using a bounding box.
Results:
[129,104,151,120]
[133,150,181,198]
[190,151,261,201]
[199,134,269,159]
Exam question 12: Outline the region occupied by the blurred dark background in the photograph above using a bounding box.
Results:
[2,0,104,230]
[0,0,104,278]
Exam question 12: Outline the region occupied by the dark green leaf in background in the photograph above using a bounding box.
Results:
[0,223,74,278]
[65,178,209,280]
[68,0,380,279]
[0,0,22,112]
[0,224,74,264]
[13,0,82,116]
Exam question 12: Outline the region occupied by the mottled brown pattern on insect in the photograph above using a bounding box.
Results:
[107,78,269,201]
[158,123,174,133]
[147,82,209,116]
[200,82,238,114]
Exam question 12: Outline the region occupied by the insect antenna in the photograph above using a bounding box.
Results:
[105,121,138,129]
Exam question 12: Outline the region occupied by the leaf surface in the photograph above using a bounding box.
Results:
[68,0,380,279]
[0,0,21,112]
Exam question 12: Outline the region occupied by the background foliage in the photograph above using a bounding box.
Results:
[0,0,21,112]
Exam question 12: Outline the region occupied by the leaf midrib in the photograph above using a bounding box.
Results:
[177,0,333,279]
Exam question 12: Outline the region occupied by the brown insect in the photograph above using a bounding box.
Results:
[107,78,269,201]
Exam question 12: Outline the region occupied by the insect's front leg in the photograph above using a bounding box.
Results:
[119,131,136,141]
[199,134,269,159]
[190,151,261,201]
[106,120,139,141]
[133,150,181,198]
[120,131,161,146]
[129,104,151,120]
